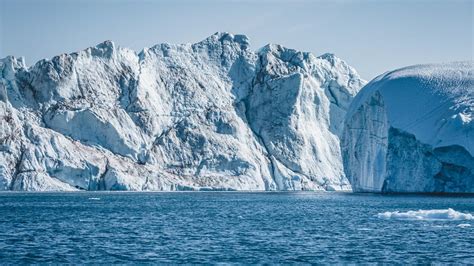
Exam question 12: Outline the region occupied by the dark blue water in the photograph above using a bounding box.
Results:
[0,192,473,263]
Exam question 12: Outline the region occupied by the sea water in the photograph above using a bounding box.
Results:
[0,192,473,263]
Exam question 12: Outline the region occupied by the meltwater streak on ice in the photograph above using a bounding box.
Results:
[377,208,474,220]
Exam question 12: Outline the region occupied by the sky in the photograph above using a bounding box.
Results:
[0,0,472,80]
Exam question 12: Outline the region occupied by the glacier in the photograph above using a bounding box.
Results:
[343,62,474,193]
[0,32,365,191]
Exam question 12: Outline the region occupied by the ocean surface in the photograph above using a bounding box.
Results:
[0,192,473,264]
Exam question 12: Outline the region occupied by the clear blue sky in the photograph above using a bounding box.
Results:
[0,0,472,80]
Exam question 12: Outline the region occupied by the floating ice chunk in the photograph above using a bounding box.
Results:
[88,197,101,200]
[457,223,471,228]
[377,208,473,220]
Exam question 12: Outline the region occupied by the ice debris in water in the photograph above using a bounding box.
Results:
[377,208,474,220]
[457,223,471,228]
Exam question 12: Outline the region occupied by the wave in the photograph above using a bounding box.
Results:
[377,208,473,220]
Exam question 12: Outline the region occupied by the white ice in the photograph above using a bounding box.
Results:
[377,208,474,220]
[0,32,365,191]
[343,61,474,193]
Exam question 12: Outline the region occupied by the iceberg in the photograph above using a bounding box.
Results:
[343,62,474,193]
[0,32,365,191]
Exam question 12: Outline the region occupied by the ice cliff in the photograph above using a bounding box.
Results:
[343,62,474,193]
[0,32,365,191]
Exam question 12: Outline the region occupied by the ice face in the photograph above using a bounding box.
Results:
[343,61,474,193]
[0,32,365,191]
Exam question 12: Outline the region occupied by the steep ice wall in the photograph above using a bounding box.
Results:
[0,32,365,191]
[246,45,364,190]
[343,62,474,193]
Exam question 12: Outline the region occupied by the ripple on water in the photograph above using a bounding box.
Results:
[0,192,473,263]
